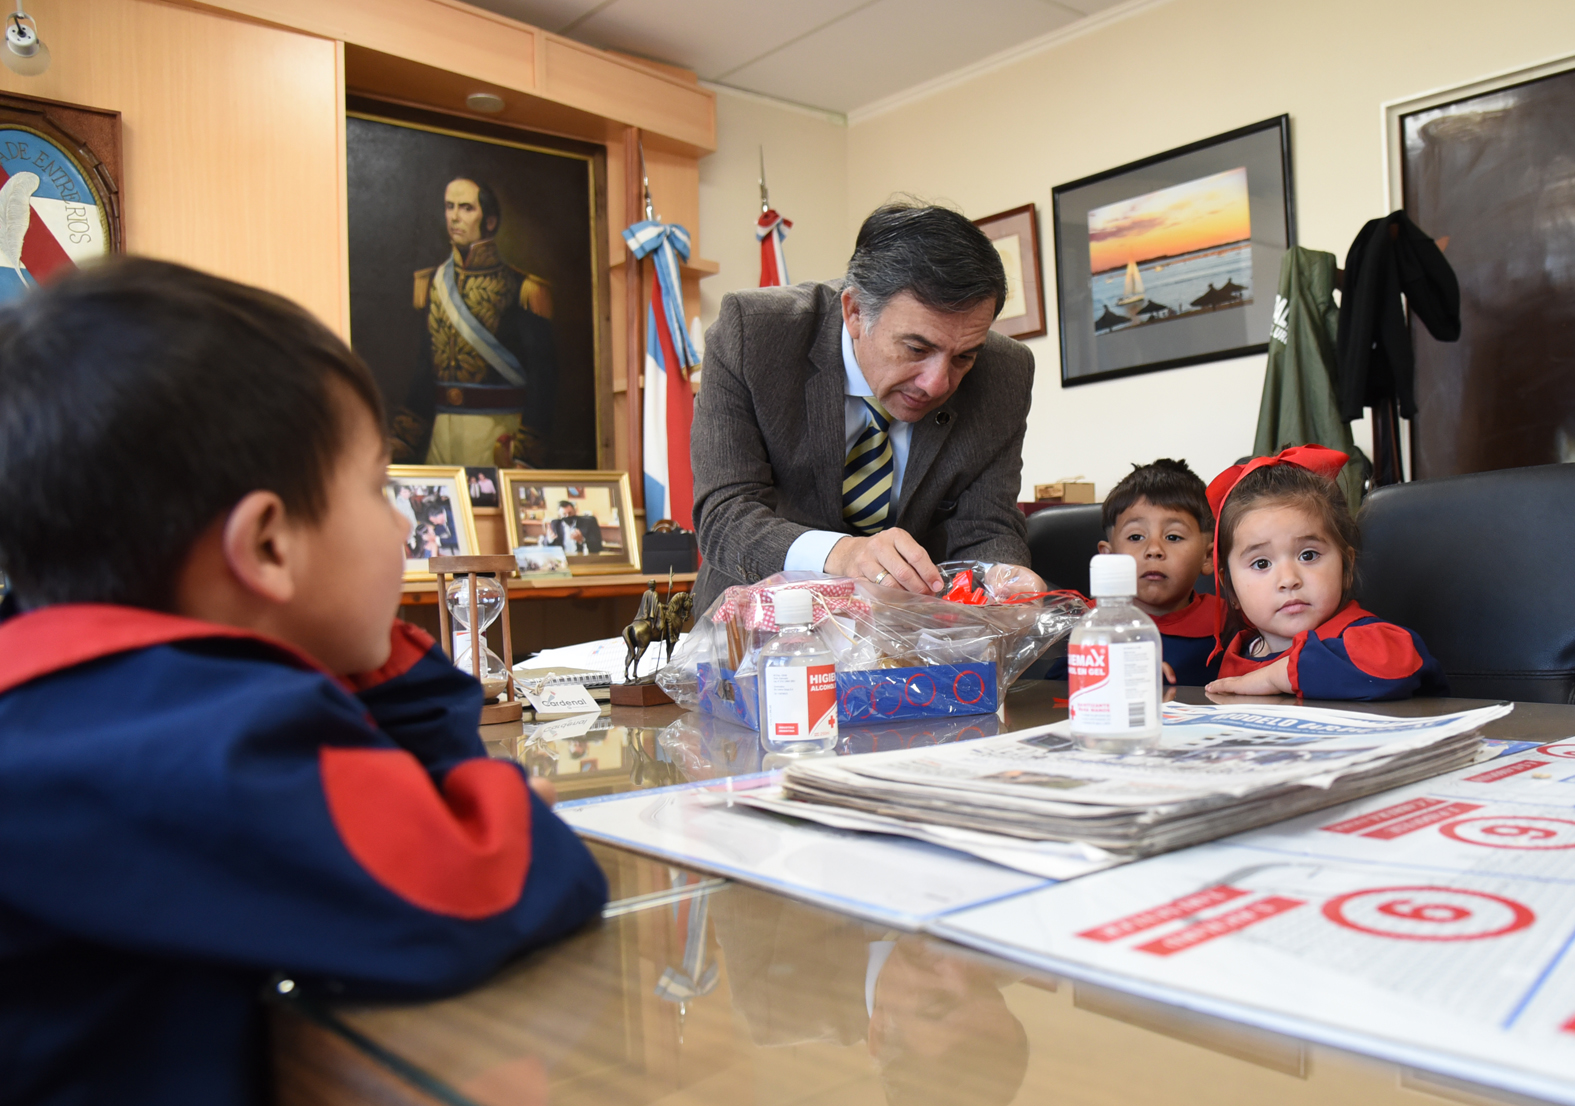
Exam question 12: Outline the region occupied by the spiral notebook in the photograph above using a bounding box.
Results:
[511,666,613,692]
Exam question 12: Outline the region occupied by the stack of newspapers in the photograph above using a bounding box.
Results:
[740,702,1512,879]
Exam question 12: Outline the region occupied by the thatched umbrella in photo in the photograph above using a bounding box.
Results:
[1095,305,1128,331]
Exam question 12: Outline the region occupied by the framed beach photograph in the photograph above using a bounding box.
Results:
[500,470,640,576]
[974,203,1047,340]
[386,465,480,580]
[1052,115,1295,386]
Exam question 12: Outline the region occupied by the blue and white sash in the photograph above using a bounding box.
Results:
[431,256,527,387]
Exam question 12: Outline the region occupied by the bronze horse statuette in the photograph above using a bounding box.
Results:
[622,571,695,683]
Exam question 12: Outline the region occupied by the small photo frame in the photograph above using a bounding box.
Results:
[386,465,480,580]
[513,543,572,580]
[465,466,500,508]
[974,203,1047,340]
[500,470,641,575]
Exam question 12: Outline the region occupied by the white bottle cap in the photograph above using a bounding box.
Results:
[773,589,814,625]
[1088,553,1138,598]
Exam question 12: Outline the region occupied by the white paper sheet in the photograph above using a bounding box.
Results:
[931,748,1575,1104]
[559,776,1051,927]
[520,634,686,683]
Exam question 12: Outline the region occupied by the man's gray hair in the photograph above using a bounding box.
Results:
[845,201,1007,322]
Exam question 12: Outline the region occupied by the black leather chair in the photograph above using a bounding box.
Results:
[1025,504,1105,595]
[1355,463,1575,703]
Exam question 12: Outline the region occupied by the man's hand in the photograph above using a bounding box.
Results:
[825,529,944,594]
[1162,661,1177,686]
[1205,655,1293,697]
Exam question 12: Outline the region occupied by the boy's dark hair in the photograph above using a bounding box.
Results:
[0,257,383,611]
[1101,458,1214,536]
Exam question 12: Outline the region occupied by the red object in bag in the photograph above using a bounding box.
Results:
[942,569,990,605]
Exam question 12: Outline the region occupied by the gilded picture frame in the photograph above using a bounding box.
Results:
[500,469,640,576]
[387,464,481,581]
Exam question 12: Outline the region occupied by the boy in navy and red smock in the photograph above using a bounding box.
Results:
[1202,445,1447,701]
[0,260,607,1106]
[1048,459,1223,685]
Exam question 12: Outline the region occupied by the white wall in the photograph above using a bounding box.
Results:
[698,86,850,333]
[844,0,1575,500]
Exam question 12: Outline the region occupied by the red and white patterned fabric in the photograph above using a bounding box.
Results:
[710,578,870,631]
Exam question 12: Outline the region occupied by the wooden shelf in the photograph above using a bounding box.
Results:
[612,255,719,278]
[401,571,696,605]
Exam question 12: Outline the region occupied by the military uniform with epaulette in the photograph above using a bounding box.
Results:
[390,238,558,468]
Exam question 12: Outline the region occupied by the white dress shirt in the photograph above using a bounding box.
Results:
[783,324,913,572]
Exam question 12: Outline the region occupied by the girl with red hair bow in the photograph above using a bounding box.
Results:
[1202,446,1446,700]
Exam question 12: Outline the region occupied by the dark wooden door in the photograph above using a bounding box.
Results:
[1402,66,1575,478]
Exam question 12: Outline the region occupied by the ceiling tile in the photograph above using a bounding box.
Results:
[459,0,610,35]
[568,0,871,79]
[723,0,1080,113]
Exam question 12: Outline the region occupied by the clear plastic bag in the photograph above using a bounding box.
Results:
[656,571,1085,730]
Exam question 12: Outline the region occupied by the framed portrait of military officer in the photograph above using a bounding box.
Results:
[345,103,609,472]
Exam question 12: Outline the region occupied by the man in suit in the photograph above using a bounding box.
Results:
[544,500,602,554]
[691,203,1044,610]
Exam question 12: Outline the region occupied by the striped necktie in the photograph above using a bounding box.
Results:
[842,397,894,535]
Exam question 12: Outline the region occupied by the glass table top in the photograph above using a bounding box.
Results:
[272,685,1575,1106]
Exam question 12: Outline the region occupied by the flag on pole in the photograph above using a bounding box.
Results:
[622,218,700,529]
[756,209,792,287]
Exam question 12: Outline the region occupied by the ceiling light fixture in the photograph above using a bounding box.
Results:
[2,4,48,76]
[465,92,504,114]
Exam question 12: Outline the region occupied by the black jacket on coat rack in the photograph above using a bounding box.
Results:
[1335,211,1460,423]
[1335,211,1460,485]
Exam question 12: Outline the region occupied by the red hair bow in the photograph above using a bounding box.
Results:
[1206,445,1349,521]
[1204,445,1350,663]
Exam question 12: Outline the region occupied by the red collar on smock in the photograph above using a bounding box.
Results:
[1153,591,1219,637]
[0,603,334,697]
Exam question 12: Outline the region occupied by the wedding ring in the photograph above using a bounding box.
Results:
[873,570,889,585]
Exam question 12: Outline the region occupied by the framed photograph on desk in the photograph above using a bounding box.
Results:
[501,470,640,575]
[386,465,480,580]
[1052,115,1295,386]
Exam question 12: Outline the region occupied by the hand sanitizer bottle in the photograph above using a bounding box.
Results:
[1069,554,1162,753]
[757,589,838,754]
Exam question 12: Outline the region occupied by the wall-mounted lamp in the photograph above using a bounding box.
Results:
[2,4,49,77]
[465,92,504,114]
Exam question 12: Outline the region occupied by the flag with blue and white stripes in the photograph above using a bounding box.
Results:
[622,219,700,529]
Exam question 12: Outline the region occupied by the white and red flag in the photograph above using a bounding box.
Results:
[756,209,791,288]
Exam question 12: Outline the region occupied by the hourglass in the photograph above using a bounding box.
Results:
[430,555,522,724]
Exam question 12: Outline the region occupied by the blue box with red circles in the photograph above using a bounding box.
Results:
[694,661,999,731]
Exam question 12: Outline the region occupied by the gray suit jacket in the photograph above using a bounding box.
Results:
[691,280,1034,610]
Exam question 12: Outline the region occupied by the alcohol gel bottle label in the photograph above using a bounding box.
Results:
[763,663,838,740]
[1069,641,1157,734]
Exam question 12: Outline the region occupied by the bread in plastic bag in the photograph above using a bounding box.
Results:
[656,570,1085,729]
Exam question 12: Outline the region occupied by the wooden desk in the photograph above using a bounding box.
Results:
[399,572,698,660]
[273,686,1575,1106]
